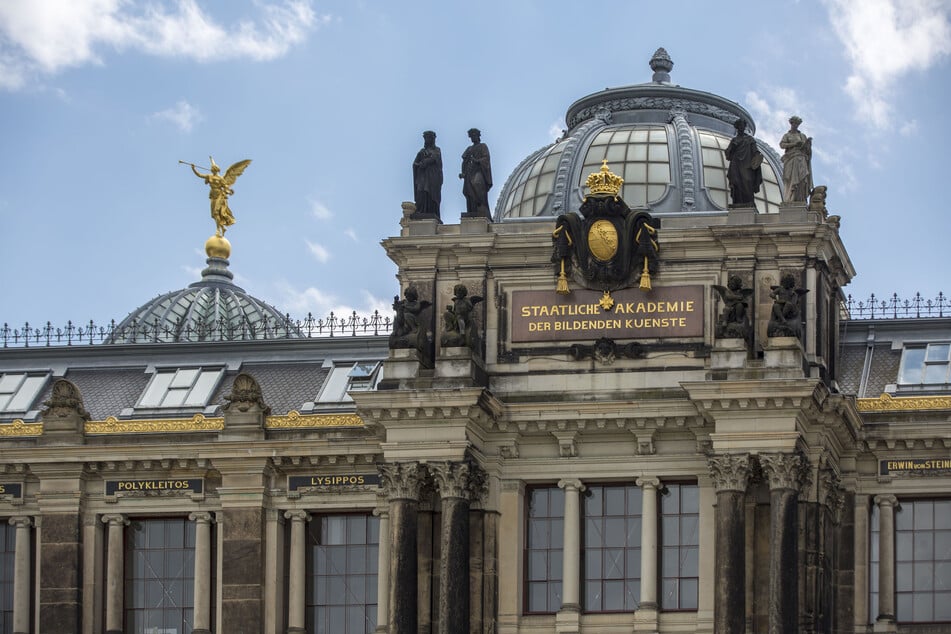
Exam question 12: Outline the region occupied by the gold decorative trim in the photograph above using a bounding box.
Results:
[85,414,224,434]
[857,393,951,412]
[0,419,43,437]
[265,410,364,429]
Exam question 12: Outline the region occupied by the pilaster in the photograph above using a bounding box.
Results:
[379,462,425,634]
[708,454,752,634]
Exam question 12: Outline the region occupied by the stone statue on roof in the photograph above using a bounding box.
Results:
[460,128,493,218]
[779,116,813,203]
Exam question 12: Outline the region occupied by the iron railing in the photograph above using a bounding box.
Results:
[2,312,392,348]
[843,292,949,320]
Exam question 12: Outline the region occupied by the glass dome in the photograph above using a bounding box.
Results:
[495,48,783,220]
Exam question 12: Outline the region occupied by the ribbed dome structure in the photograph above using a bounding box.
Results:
[106,251,299,344]
[495,48,783,221]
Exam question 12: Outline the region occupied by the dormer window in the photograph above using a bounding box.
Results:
[0,372,49,415]
[138,368,224,408]
[898,344,950,386]
[316,362,382,404]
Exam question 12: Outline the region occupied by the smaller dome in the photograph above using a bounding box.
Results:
[495,48,784,221]
[106,253,299,344]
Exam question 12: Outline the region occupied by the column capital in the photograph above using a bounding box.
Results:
[430,460,487,502]
[759,452,808,491]
[707,453,753,492]
[189,511,215,524]
[558,478,585,493]
[7,516,31,529]
[283,510,312,523]
[635,476,661,489]
[874,494,898,508]
[379,461,426,502]
[101,513,128,526]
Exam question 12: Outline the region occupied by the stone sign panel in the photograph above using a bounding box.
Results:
[288,474,381,491]
[0,483,22,499]
[105,478,204,496]
[880,458,951,476]
[511,286,704,342]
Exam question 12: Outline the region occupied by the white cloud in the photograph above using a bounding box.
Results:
[272,282,390,321]
[344,228,358,241]
[825,0,951,127]
[0,0,327,89]
[305,239,330,263]
[744,87,805,150]
[310,199,333,220]
[151,99,202,132]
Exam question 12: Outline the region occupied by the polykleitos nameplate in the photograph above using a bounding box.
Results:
[105,478,204,495]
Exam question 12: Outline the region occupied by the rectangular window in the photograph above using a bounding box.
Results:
[0,372,49,413]
[660,483,699,610]
[525,486,564,613]
[316,362,382,404]
[583,484,642,612]
[899,344,951,386]
[125,518,196,633]
[306,513,379,634]
[0,522,15,633]
[138,368,223,408]
[895,499,951,622]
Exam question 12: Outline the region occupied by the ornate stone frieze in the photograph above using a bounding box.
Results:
[0,420,43,437]
[429,461,487,502]
[759,452,809,491]
[707,454,753,492]
[265,411,363,428]
[379,462,426,502]
[567,96,740,130]
[857,393,951,412]
[85,414,224,434]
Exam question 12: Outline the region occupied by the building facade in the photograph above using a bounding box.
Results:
[1,50,949,634]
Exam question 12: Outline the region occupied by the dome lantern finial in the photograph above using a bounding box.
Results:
[650,47,674,83]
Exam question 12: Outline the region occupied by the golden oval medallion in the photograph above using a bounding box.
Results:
[588,219,618,262]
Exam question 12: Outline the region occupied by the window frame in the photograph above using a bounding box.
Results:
[136,367,224,409]
[581,482,643,613]
[898,343,951,387]
[659,481,700,612]
[523,484,565,615]
[0,371,50,415]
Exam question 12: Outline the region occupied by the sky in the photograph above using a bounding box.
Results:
[1,0,950,330]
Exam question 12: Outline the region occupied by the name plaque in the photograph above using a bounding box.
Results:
[511,286,704,343]
[105,478,204,495]
[0,483,23,499]
[288,474,381,490]
[880,458,951,476]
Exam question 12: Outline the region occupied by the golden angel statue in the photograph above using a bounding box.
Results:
[184,157,252,236]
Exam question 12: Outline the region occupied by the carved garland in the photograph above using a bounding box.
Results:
[857,393,951,412]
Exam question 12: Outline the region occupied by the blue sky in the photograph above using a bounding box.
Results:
[1,0,949,329]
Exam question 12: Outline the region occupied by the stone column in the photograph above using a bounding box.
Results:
[189,512,214,634]
[102,514,129,634]
[557,478,585,614]
[379,462,425,634]
[430,461,485,634]
[760,453,805,634]
[874,494,898,625]
[635,477,660,611]
[853,495,869,630]
[9,516,31,634]
[373,505,390,633]
[707,454,752,634]
[284,510,311,634]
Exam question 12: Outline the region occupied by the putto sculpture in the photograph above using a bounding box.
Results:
[440,284,483,349]
[712,275,754,340]
[460,128,493,218]
[779,116,813,203]
[390,286,431,351]
[767,273,809,337]
[412,131,443,220]
[724,119,763,207]
[182,157,252,237]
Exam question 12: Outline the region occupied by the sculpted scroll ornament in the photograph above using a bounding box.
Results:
[379,462,426,502]
[41,379,90,420]
[222,373,270,414]
[707,454,753,492]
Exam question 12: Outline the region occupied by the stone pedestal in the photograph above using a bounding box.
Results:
[435,346,487,386]
[380,348,423,389]
[38,410,86,445]
[461,216,490,234]
[220,409,266,441]
[710,338,748,370]
[764,336,806,371]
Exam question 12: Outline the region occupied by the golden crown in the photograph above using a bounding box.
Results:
[585,160,623,198]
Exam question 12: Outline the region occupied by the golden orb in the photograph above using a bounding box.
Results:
[205,234,232,259]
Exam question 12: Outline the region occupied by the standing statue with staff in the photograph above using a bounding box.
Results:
[181,157,252,236]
